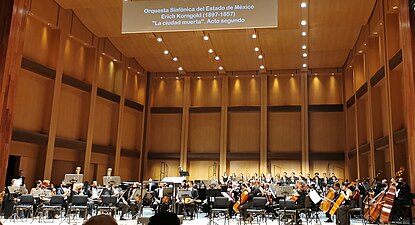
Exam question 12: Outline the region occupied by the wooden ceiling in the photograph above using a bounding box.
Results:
[54,0,376,73]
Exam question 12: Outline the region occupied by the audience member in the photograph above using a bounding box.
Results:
[84,215,117,225]
[149,212,180,225]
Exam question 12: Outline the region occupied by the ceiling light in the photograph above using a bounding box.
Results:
[373,31,378,35]
[302,32,307,36]
[314,73,317,76]
[215,56,220,60]
[101,53,106,56]
[176,76,179,80]
[302,45,307,49]
[349,65,353,68]
[301,20,307,26]
[302,63,307,68]
[208,49,214,54]
[258,55,263,59]
[137,72,141,74]
[213,76,216,79]
[173,57,178,61]
[252,33,257,39]
[392,5,398,9]
[252,75,255,78]
[160,77,163,80]
[112,59,118,62]
[331,73,335,75]
[178,67,183,71]
[291,74,294,77]
[301,2,307,8]
[203,35,209,41]
[156,37,163,42]
[260,65,265,70]
[358,50,363,53]
[274,74,277,77]
[163,50,169,55]
[218,66,223,70]
[197,76,201,79]
[303,53,308,57]
[254,47,260,52]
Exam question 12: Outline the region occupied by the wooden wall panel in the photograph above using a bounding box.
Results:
[309,112,345,152]
[393,142,408,179]
[228,112,260,153]
[149,114,181,153]
[268,112,301,152]
[268,76,301,106]
[367,37,382,77]
[354,55,366,90]
[357,98,369,145]
[23,17,59,68]
[188,113,220,153]
[385,13,401,58]
[145,160,179,180]
[359,153,371,179]
[309,160,345,181]
[9,141,40,188]
[229,77,260,106]
[190,78,221,107]
[390,68,406,130]
[188,160,218,180]
[347,106,357,150]
[309,76,343,104]
[151,78,183,107]
[348,155,358,180]
[30,0,59,26]
[13,69,53,133]
[71,15,94,45]
[62,38,94,82]
[56,85,90,140]
[93,98,118,146]
[51,159,76,184]
[125,71,139,103]
[371,81,389,139]
[97,55,123,95]
[119,156,139,181]
[344,68,354,100]
[137,73,146,105]
[90,152,113,184]
[374,147,392,179]
[229,160,259,178]
[121,108,142,150]
[269,160,301,176]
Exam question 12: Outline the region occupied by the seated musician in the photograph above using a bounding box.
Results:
[182,181,199,219]
[90,181,100,200]
[126,182,141,219]
[325,182,341,222]
[239,181,261,220]
[114,185,129,220]
[393,178,411,220]
[335,182,354,225]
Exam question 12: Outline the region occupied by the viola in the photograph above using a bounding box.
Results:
[233,189,249,213]
[320,188,335,212]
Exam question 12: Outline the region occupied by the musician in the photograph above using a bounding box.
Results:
[14,170,25,186]
[274,173,281,185]
[89,181,100,200]
[222,172,228,183]
[335,182,354,225]
[298,172,306,182]
[147,178,157,192]
[125,182,141,219]
[325,182,341,223]
[306,173,312,185]
[266,173,273,183]
[322,173,329,186]
[281,172,288,185]
[115,184,129,220]
[289,172,298,185]
[313,172,322,190]
[393,178,411,220]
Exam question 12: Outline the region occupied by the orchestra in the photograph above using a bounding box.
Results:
[0,168,412,224]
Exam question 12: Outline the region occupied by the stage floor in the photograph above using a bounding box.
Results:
[0,207,370,225]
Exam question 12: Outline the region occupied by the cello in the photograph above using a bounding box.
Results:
[329,192,346,215]
[320,188,335,212]
[379,167,405,224]
[233,188,249,213]
[367,191,386,222]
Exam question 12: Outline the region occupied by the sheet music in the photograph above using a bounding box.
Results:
[309,189,322,204]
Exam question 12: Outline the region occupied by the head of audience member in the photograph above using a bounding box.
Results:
[149,212,180,225]
[83,215,117,225]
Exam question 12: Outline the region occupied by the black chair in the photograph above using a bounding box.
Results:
[246,197,268,224]
[67,195,88,222]
[40,195,65,221]
[401,193,415,225]
[211,197,229,225]
[349,196,365,225]
[12,194,34,221]
[296,195,311,225]
[97,195,117,215]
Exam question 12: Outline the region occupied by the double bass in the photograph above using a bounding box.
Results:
[233,188,249,213]
[379,167,405,224]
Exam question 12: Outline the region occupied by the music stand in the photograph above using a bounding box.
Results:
[178,190,191,199]
[7,185,26,195]
[64,174,83,184]
[275,186,294,225]
[32,189,52,198]
[179,171,189,177]
[103,176,121,187]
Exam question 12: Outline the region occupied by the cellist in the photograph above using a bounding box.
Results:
[325,182,341,222]
[335,182,354,225]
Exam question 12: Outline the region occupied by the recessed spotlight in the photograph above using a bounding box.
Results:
[176,76,179,80]
[127,66,132,70]
[156,37,163,42]
[254,47,260,52]
[302,63,307,68]
[314,73,317,76]
[392,5,398,9]
[364,43,367,46]
[301,20,307,26]
[301,32,307,36]
[302,45,307,50]
[208,49,214,54]
[173,57,178,61]
[163,50,169,55]
[349,65,353,68]
[274,74,277,77]
[260,65,265,70]
[252,75,255,78]
[373,31,378,35]
[160,77,163,80]
[197,76,201,79]
[203,35,209,41]
[113,59,118,62]
[235,75,239,78]
[358,50,363,53]
[137,72,141,74]
[213,76,216,79]
[101,53,106,56]
[291,74,294,77]
[215,56,220,60]
[252,33,257,39]
[258,55,263,59]
[218,66,223,70]
[331,73,335,75]
[303,53,308,57]
[301,2,307,8]
[178,67,183,71]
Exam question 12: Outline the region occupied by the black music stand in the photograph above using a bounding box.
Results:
[179,171,189,177]
[61,174,83,225]
[275,186,294,225]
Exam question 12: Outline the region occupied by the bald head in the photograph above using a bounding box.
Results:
[84,215,117,225]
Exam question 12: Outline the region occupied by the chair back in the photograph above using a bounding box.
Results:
[101,195,111,205]
[50,195,64,205]
[304,195,311,208]
[251,197,267,209]
[19,194,34,205]
[213,197,229,209]
[72,195,88,206]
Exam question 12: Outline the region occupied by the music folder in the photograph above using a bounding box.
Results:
[103,176,122,186]
[64,174,84,184]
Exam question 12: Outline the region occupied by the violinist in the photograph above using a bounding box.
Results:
[335,182,354,225]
